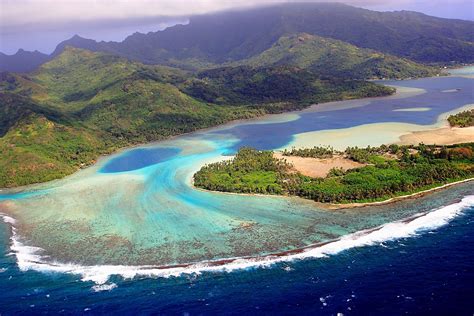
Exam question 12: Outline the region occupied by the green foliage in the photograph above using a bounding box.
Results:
[194,147,294,194]
[327,167,345,177]
[0,113,108,188]
[243,34,439,79]
[0,49,272,187]
[282,146,335,158]
[47,4,474,67]
[448,110,474,127]
[182,65,395,107]
[194,143,474,203]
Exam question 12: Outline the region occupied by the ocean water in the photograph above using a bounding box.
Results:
[0,70,473,313]
[1,202,473,314]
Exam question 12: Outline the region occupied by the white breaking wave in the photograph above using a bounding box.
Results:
[2,215,16,225]
[1,195,473,286]
[92,283,118,292]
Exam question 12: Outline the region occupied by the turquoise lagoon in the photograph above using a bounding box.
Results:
[0,72,473,281]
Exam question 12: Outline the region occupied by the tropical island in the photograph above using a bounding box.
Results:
[1,3,474,313]
[194,143,474,204]
[0,2,473,190]
[2,45,430,188]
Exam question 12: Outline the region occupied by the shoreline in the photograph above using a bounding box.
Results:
[1,69,472,202]
[1,67,469,192]
[326,178,474,209]
[398,126,474,146]
[192,176,474,210]
[0,92,393,193]
[0,77,422,192]
[2,195,472,284]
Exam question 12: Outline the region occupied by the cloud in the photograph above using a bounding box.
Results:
[0,0,407,27]
[1,0,471,29]
[1,0,472,54]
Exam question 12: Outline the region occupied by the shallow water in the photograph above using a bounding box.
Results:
[1,199,473,314]
[0,70,473,293]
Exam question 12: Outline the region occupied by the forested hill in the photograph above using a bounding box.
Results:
[240,33,439,79]
[2,3,474,72]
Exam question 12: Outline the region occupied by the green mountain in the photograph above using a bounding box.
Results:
[0,47,394,187]
[53,3,474,68]
[242,34,439,79]
[3,3,473,73]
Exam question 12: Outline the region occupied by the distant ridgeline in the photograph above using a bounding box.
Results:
[2,3,474,72]
[194,144,474,203]
[1,2,473,187]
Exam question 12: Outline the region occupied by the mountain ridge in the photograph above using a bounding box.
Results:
[2,3,473,72]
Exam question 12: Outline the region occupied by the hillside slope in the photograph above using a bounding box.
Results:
[242,33,439,79]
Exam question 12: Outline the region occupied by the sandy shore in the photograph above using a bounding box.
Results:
[398,126,474,145]
[274,153,365,178]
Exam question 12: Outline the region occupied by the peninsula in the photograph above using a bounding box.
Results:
[194,142,474,204]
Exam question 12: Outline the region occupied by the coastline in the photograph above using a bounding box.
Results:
[398,126,474,145]
[1,67,473,273]
[0,78,417,192]
[326,178,474,209]
[192,176,474,210]
[2,194,472,286]
[2,67,469,192]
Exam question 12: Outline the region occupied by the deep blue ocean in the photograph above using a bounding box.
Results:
[1,206,473,315]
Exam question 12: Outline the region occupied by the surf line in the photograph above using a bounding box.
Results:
[1,195,473,285]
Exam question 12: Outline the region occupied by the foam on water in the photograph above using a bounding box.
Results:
[2,196,472,286]
[92,283,118,292]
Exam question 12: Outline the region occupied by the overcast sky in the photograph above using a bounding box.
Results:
[1,0,473,54]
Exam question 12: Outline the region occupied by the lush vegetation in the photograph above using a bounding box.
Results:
[1,5,471,189]
[282,146,335,158]
[182,65,395,108]
[194,144,474,203]
[194,147,297,194]
[448,110,474,127]
[0,47,394,188]
[242,34,439,79]
[0,113,109,187]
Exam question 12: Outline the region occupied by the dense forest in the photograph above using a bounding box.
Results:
[448,110,474,127]
[182,66,395,108]
[194,143,474,203]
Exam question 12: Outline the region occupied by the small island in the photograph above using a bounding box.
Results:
[194,143,474,204]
